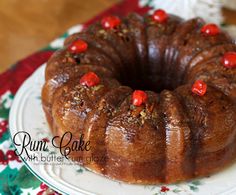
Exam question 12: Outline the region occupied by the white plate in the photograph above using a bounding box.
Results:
[9,64,236,195]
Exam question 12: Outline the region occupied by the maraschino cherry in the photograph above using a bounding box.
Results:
[68,40,88,54]
[132,90,148,106]
[192,80,207,96]
[152,9,168,23]
[101,15,121,29]
[201,24,220,36]
[80,72,100,87]
[221,52,236,68]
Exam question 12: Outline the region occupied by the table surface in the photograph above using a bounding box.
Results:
[0,1,235,73]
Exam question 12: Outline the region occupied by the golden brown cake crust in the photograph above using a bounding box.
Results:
[42,12,236,184]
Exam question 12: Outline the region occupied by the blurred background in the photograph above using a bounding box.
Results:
[0,0,119,73]
[0,0,236,73]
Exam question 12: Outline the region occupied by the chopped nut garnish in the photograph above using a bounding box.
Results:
[92,84,104,91]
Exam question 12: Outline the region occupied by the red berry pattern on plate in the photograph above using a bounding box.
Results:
[201,23,220,36]
[68,40,88,54]
[80,72,100,87]
[42,137,50,142]
[40,182,49,190]
[152,9,168,23]
[192,80,207,96]
[132,90,148,106]
[221,52,236,68]
[37,183,48,195]
[101,15,121,29]
[36,191,45,195]
[160,186,170,192]
[37,183,61,195]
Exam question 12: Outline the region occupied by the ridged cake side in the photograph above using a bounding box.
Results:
[42,12,236,184]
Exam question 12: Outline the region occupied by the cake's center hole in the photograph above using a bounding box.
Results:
[120,64,177,93]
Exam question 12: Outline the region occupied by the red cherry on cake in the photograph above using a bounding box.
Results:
[132,90,148,106]
[192,80,207,96]
[221,52,236,68]
[152,9,168,23]
[80,72,100,87]
[68,40,88,54]
[201,23,220,36]
[101,15,121,29]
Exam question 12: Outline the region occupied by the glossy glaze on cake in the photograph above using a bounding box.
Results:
[42,10,236,184]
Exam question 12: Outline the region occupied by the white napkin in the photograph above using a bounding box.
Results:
[139,0,223,25]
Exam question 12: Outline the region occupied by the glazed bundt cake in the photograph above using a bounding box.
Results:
[42,10,236,184]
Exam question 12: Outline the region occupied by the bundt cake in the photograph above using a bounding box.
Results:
[41,10,236,184]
